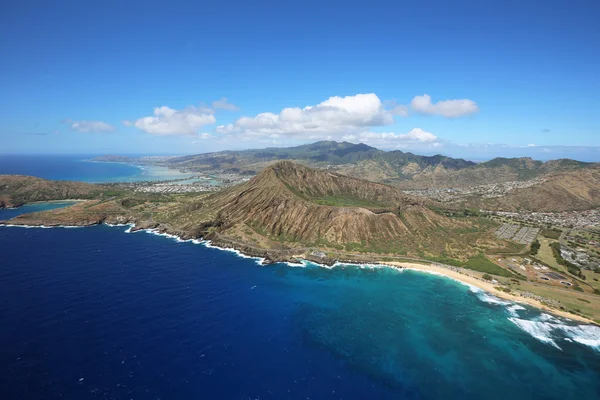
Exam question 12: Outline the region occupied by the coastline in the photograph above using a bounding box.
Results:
[28,199,87,204]
[382,261,595,324]
[0,214,597,326]
[0,199,86,210]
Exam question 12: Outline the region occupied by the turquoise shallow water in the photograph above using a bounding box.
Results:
[1,204,600,399]
[0,201,78,220]
[0,155,195,183]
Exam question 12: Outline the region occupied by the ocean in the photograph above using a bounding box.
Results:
[1,203,600,399]
[0,155,195,183]
[1,157,600,399]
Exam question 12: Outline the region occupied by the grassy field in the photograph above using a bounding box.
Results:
[541,228,563,240]
[509,280,600,322]
[583,270,600,292]
[462,255,515,277]
[534,238,567,272]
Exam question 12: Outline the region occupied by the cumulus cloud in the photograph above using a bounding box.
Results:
[342,128,440,149]
[211,98,239,111]
[410,94,479,117]
[126,105,216,136]
[62,119,115,133]
[383,100,410,117]
[216,93,394,138]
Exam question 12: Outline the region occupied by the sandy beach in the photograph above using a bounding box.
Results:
[383,261,595,325]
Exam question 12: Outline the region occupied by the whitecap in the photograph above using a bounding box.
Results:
[200,240,266,264]
[476,292,511,306]
[285,261,307,268]
[538,313,562,323]
[506,304,526,317]
[559,325,600,351]
[508,315,600,352]
[508,317,562,349]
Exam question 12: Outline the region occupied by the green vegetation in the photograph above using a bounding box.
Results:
[432,207,481,218]
[530,239,540,255]
[312,195,387,208]
[424,256,463,267]
[482,274,493,281]
[541,228,562,240]
[463,255,515,277]
[549,242,583,277]
[533,238,567,272]
[166,140,476,174]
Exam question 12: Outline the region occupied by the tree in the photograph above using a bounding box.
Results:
[530,239,540,256]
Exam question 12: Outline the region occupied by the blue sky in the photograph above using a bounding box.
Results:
[1,0,599,160]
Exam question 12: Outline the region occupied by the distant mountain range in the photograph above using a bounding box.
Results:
[157,141,597,189]
[162,141,475,178]
[92,141,600,212]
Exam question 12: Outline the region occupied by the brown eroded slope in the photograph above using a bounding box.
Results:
[4,162,503,260]
[189,161,498,258]
[464,167,600,212]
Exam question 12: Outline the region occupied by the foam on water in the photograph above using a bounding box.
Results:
[285,261,307,268]
[506,304,526,317]
[508,314,600,352]
[202,240,266,265]
[476,292,512,306]
[508,317,562,349]
[558,324,600,350]
[1,224,82,229]
[6,220,600,357]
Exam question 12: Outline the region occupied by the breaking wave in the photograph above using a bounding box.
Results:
[508,314,600,352]
[6,221,600,354]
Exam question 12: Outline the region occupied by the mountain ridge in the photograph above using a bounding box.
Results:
[3,161,503,261]
[153,141,597,189]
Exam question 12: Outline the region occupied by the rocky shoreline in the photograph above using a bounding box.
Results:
[3,215,599,326]
[2,197,599,326]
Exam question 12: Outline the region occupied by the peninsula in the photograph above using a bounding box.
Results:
[3,155,600,324]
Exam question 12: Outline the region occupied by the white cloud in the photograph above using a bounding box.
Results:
[383,100,410,117]
[211,98,239,111]
[390,104,409,116]
[410,94,479,117]
[126,105,216,136]
[342,128,440,149]
[192,132,213,143]
[63,119,115,133]
[216,93,394,138]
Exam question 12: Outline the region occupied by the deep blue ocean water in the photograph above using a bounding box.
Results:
[0,155,194,183]
[1,203,600,399]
